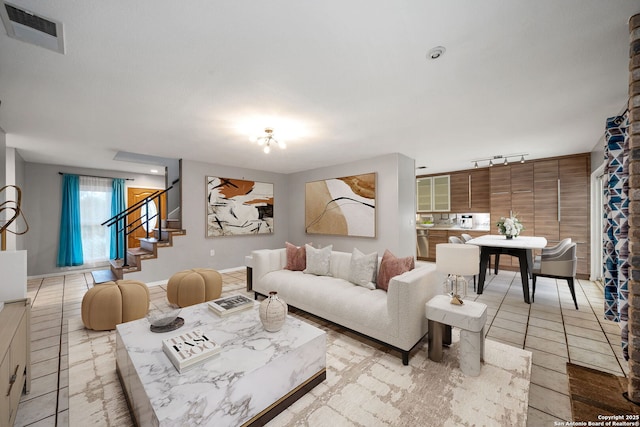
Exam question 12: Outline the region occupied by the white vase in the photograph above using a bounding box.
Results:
[259,291,288,332]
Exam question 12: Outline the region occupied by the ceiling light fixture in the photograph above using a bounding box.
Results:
[249,128,286,154]
[426,46,446,60]
[471,154,528,168]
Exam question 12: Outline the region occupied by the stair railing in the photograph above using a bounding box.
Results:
[0,185,29,250]
[101,186,172,266]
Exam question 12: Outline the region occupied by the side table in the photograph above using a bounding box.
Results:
[425,295,487,376]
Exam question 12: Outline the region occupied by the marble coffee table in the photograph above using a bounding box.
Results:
[115,300,326,426]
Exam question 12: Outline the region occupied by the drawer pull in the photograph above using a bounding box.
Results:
[6,364,19,397]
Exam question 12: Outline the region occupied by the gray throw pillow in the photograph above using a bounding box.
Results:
[303,244,333,276]
[348,248,378,290]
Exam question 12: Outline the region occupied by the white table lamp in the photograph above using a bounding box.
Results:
[436,243,480,304]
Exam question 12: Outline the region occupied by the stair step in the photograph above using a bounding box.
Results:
[140,237,171,247]
[128,247,154,258]
[92,269,118,284]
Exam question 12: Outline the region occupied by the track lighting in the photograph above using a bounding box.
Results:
[471,154,528,168]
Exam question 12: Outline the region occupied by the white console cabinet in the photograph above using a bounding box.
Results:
[0,299,30,427]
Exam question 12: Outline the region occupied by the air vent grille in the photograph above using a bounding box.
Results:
[0,2,64,53]
[5,4,56,37]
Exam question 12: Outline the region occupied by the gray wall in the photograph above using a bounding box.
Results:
[23,153,417,281]
[23,163,165,276]
[126,159,289,282]
[287,153,416,258]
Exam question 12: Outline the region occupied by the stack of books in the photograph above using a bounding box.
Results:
[162,328,221,373]
[208,294,254,317]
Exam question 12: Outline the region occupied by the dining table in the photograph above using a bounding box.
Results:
[465,234,548,303]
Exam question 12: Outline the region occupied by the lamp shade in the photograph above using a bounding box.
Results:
[435,243,479,276]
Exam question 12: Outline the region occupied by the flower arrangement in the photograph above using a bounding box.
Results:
[496,215,524,238]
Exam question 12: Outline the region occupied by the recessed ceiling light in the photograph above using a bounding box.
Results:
[426,46,446,60]
[150,169,159,173]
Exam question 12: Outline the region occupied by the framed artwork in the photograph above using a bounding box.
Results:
[206,177,274,237]
[305,172,376,237]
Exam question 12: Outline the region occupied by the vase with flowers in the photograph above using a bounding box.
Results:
[496,214,523,239]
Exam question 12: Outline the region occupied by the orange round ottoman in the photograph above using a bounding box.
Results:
[166,268,222,307]
[81,280,150,331]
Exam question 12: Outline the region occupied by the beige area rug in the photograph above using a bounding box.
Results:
[69,284,531,426]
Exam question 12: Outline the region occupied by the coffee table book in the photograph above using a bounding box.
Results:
[162,328,221,373]
[208,294,254,316]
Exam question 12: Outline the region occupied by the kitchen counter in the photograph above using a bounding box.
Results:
[417,225,490,232]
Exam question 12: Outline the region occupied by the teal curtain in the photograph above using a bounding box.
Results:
[110,178,126,259]
[57,174,83,266]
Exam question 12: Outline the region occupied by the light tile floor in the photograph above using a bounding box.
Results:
[14,268,626,426]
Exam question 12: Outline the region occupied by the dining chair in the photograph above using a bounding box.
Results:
[448,236,463,244]
[541,237,572,256]
[532,243,578,309]
[460,233,472,243]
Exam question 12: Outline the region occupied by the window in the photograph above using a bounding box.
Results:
[79,176,112,265]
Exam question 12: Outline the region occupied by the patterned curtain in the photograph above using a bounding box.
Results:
[603,113,629,360]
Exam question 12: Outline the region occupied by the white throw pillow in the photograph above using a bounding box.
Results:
[348,248,377,290]
[304,244,333,276]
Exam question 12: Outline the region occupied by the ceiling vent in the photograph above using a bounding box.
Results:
[0,2,64,53]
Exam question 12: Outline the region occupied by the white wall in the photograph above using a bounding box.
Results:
[23,163,165,276]
[287,153,416,258]
[4,148,26,250]
[126,159,289,282]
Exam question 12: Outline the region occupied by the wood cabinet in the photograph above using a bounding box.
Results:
[0,299,30,427]
[425,229,487,262]
[533,155,590,275]
[427,230,448,261]
[490,162,534,268]
[450,169,490,213]
[417,175,450,212]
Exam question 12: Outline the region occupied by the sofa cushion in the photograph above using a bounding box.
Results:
[304,244,333,276]
[377,249,415,291]
[285,242,306,271]
[348,248,378,290]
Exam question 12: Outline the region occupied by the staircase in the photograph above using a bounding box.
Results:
[91,187,186,284]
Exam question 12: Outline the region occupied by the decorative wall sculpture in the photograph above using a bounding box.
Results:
[305,172,376,237]
[206,177,274,237]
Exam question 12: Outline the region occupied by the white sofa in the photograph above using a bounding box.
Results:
[249,248,441,365]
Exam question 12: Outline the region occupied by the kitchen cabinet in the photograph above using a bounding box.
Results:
[0,299,30,427]
[417,177,432,212]
[424,229,487,262]
[426,230,448,261]
[417,175,450,212]
[490,162,534,268]
[534,155,590,275]
[449,169,490,213]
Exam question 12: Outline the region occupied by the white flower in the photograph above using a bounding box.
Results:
[497,215,523,237]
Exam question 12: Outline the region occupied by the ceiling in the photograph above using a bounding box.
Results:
[0,1,638,176]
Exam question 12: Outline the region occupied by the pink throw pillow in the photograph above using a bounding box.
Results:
[285,242,307,271]
[377,249,415,291]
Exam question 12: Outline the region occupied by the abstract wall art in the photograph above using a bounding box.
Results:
[305,172,376,237]
[206,177,274,237]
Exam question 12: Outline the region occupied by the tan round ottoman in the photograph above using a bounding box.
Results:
[81,280,150,331]
[167,268,222,307]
